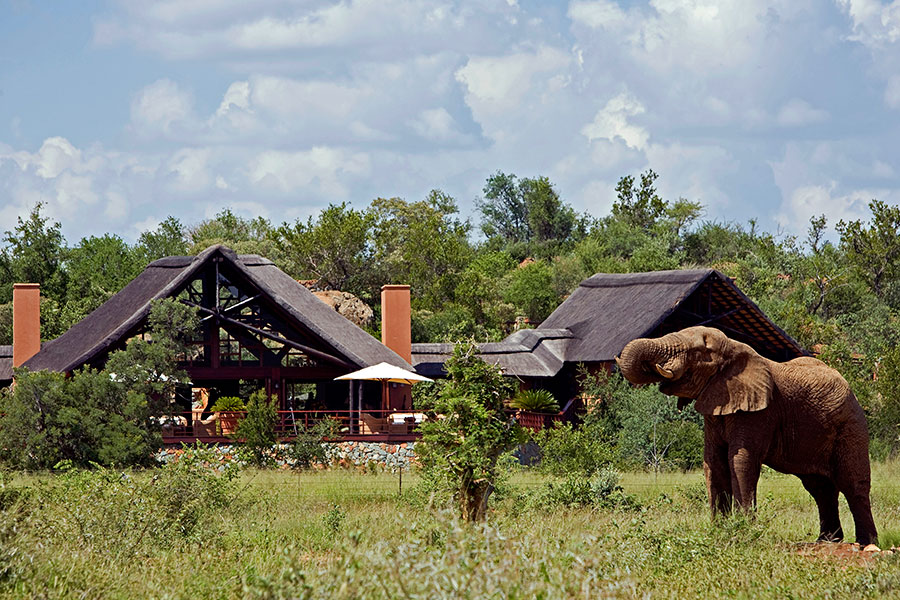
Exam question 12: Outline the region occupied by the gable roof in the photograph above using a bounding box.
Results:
[25,245,410,373]
[412,268,805,379]
[539,269,804,363]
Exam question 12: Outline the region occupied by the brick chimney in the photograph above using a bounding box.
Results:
[13,283,40,367]
[381,284,411,363]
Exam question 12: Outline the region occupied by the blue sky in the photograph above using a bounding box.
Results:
[2,0,900,244]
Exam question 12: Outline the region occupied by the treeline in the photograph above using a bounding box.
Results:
[3,170,900,453]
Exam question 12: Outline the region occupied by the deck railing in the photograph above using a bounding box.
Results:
[159,409,424,442]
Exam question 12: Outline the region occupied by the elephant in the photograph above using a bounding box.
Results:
[615,325,878,546]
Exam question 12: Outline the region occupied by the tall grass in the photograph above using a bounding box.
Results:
[1,462,899,598]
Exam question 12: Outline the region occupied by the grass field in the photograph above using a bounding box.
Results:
[2,460,900,599]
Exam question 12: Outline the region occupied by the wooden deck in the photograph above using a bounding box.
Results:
[159,409,422,444]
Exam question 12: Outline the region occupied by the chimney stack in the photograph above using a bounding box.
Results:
[13,283,40,367]
[381,284,411,363]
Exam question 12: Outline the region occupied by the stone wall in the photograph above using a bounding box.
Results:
[157,441,417,471]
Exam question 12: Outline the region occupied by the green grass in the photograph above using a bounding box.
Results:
[2,463,900,598]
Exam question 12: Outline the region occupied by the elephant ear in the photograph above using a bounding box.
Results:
[693,343,773,416]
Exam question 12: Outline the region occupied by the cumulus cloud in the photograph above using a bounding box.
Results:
[249,147,371,197]
[581,91,649,150]
[130,79,195,138]
[455,46,572,117]
[776,183,874,232]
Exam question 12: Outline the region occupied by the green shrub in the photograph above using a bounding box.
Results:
[46,444,240,553]
[0,299,198,469]
[235,390,277,467]
[416,340,526,521]
[509,389,559,413]
[525,468,639,510]
[287,419,340,469]
[211,396,246,412]
[533,421,615,476]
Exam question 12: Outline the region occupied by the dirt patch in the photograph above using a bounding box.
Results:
[795,542,896,566]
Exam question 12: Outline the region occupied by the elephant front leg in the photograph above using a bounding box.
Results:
[729,446,762,511]
[704,444,732,517]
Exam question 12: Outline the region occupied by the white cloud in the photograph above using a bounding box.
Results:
[776,98,829,127]
[130,79,194,137]
[410,108,465,142]
[166,148,212,191]
[456,46,571,113]
[776,183,873,232]
[249,147,371,197]
[581,91,649,150]
[838,0,900,46]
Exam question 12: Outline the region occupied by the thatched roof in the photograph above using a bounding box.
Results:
[542,269,803,363]
[25,245,410,374]
[413,329,573,378]
[412,268,804,378]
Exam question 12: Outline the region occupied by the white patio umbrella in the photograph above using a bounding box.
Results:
[335,362,433,431]
[335,362,434,385]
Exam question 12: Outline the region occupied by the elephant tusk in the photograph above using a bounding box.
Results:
[655,363,675,379]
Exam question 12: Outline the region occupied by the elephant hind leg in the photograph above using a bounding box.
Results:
[799,474,842,542]
[834,445,878,546]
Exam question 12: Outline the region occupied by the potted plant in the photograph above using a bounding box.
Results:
[211,396,246,435]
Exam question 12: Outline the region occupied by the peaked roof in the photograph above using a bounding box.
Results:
[25,245,410,373]
[411,268,805,378]
[540,269,803,363]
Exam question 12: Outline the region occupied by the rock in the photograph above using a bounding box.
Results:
[312,290,374,328]
[863,544,882,552]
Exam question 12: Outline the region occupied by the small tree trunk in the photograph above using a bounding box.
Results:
[460,477,494,522]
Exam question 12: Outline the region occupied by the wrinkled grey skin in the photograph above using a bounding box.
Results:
[616,326,877,546]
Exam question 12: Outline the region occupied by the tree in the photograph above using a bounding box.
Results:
[837,199,900,300]
[0,203,68,304]
[479,171,529,244]
[611,170,666,231]
[415,341,525,521]
[370,191,473,308]
[502,260,559,323]
[235,389,278,467]
[187,209,282,261]
[276,203,374,294]
[478,172,583,254]
[136,217,188,263]
[65,234,143,318]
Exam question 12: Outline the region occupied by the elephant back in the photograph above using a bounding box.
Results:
[774,357,859,425]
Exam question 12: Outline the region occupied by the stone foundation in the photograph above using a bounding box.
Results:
[157,441,417,471]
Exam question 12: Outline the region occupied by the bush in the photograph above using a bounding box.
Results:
[287,419,341,469]
[508,389,559,413]
[211,396,246,412]
[578,367,704,472]
[46,444,240,552]
[235,390,277,467]
[525,468,639,510]
[0,299,198,469]
[533,422,615,476]
[416,340,526,521]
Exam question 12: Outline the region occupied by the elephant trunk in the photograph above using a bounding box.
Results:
[616,337,674,385]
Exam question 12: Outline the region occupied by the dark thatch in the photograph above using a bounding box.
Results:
[412,269,805,379]
[541,269,804,363]
[25,245,410,374]
[413,329,573,378]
